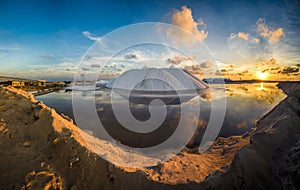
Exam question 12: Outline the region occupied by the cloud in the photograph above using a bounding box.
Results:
[29,62,77,70]
[226,18,284,65]
[256,18,284,43]
[230,32,249,40]
[90,63,100,68]
[215,70,223,76]
[255,58,277,68]
[82,31,101,41]
[252,38,260,44]
[23,62,78,79]
[81,68,90,71]
[183,65,204,75]
[200,60,212,68]
[227,32,263,64]
[124,54,137,59]
[0,46,24,52]
[237,32,249,40]
[269,28,283,43]
[267,58,277,65]
[166,55,192,65]
[40,55,55,60]
[229,33,236,39]
[258,64,299,76]
[281,66,299,74]
[259,66,280,74]
[167,6,208,46]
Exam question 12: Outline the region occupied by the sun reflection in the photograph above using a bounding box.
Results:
[259,82,265,90]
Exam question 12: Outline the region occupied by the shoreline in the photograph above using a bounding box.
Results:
[0,83,299,189]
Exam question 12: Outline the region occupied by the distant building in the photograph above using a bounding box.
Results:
[25,80,46,87]
[38,80,46,86]
[202,78,233,84]
[1,79,47,88]
[11,81,25,88]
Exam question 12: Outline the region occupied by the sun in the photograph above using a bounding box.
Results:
[256,71,268,80]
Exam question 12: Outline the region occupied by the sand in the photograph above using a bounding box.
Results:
[0,83,299,189]
[200,82,300,189]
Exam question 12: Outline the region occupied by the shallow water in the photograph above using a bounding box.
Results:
[36,82,286,148]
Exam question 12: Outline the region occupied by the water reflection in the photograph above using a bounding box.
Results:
[225,83,284,104]
[36,83,286,148]
[259,82,264,90]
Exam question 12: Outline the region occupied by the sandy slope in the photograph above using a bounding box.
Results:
[0,83,299,189]
[0,87,161,190]
[200,83,300,190]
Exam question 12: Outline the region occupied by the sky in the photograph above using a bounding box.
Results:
[0,0,299,81]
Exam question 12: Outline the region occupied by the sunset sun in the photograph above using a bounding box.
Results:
[256,71,268,80]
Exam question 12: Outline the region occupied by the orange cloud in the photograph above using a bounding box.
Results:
[237,32,249,40]
[256,18,284,43]
[229,32,249,40]
[166,55,192,65]
[167,6,208,46]
[255,58,277,68]
[269,28,283,43]
[252,38,260,43]
[184,65,204,76]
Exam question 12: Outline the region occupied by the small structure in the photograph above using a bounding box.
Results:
[96,80,108,87]
[202,78,232,84]
[38,80,46,87]
[11,81,25,88]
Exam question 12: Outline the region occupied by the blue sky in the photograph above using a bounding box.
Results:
[0,0,299,80]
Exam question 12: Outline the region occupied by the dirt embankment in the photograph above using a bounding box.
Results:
[0,87,163,190]
[200,82,300,190]
[0,83,299,189]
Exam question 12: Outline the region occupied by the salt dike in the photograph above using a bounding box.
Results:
[0,83,299,190]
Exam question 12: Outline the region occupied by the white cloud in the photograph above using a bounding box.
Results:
[0,46,24,52]
[28,62,77,73]
[226,18,286,64]
[229,33,236,39]
[82,31,101,41]
[4,61,80,80]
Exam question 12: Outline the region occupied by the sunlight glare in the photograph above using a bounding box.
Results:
[256,71,268,80]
